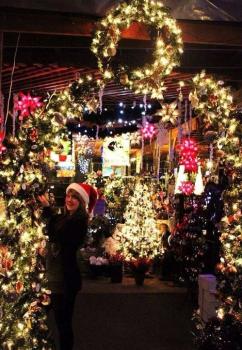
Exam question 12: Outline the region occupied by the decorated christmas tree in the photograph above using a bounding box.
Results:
[171,188,222,289]
[120,180,161,263]
[0,96,65,349]
[104,176,133,229]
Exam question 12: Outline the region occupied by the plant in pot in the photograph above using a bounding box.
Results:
[129,257,152,286]
[108,252,124,283]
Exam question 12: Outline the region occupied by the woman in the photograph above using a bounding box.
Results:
[38,183,97,350]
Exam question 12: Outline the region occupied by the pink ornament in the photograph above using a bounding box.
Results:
[178,181,194,195]
[178,138,198,172]
[15,92,43,120]
[141,122,156,139]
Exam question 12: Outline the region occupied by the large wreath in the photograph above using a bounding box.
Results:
[91,0,183,99]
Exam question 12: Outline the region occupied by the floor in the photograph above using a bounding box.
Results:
[70,277,195,350]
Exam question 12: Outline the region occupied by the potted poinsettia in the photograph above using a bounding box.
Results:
[129,257,152,286]
[108,253,124,283]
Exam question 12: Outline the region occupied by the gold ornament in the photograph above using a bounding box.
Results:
[156,101,180,126]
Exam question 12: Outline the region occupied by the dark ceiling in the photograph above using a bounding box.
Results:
[0,1,242,112]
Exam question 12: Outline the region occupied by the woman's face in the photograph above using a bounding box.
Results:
[65,190,83,214]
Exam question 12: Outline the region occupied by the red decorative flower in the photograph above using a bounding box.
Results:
[178,181,194,195]
[15,92,43,120]
[129,257,152,273]
[109,253,124,265]
[178,138,198,172]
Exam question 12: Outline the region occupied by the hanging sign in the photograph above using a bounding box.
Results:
[102,135,130,167]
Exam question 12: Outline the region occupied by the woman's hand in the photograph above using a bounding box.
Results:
[38,194,50,207]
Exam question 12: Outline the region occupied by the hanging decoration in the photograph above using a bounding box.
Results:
[155,101,180,127]
[128,131,142,147]
[178,138,198,173]
[69,74,104,114]
[15,92,43,120]
[140,121,156,139]
[175,139,203,196]
[91,0,183,98]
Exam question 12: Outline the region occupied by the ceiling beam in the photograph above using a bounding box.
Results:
[0,8,242,46]
[3,48,242,80]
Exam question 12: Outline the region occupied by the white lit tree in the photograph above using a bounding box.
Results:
[120,180,161,262]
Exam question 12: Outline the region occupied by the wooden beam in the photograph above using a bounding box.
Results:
[0,9,242,46]
[3,47,242,79]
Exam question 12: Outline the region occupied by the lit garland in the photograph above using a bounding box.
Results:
[0,101,66,348]
[191,73,242,347]
[46,89,83,121]
[69,74,104,114]
[189,70,236,132]
[91,0,183,98]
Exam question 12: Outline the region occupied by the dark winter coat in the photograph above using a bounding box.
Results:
[43,206,88,294]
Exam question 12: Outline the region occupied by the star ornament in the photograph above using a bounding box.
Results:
[16,92,43,120]
[157,101,180,126]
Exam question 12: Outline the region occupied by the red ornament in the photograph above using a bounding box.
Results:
[29,128,38,142]
[15,92,43,120]
[178,138,198,172]
[178,181,194,195]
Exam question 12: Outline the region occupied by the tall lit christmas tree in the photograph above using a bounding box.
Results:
[120,180,161,261]
[190,72,242,348]
[0,97,65,349]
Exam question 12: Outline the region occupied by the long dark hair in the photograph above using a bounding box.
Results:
[57,190,89,228]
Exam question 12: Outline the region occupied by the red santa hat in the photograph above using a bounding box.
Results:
[66,183,97,215]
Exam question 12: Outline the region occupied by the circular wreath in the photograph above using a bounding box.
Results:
[91,0,183,99]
